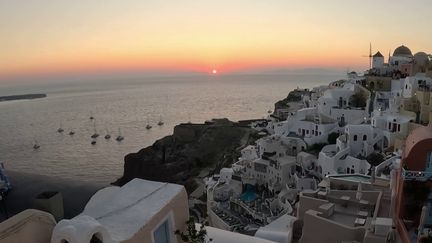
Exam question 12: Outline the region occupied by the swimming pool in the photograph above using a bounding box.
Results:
[241,184,257,202]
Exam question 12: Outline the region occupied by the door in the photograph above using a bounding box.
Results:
[154,220,170,243]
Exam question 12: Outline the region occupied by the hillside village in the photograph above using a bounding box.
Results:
[2,45,432,243]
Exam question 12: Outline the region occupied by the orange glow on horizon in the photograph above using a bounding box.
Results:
[2,1,431,81]
[0,49,367,81]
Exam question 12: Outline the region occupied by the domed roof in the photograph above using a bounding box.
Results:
[404,125,432,158]
[414,52,429,66]
[414,51,428,57]
[393,45,413,57]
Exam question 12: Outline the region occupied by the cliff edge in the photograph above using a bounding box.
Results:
[113,118,259,192]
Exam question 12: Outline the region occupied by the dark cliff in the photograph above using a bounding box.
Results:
[113,119,258,192]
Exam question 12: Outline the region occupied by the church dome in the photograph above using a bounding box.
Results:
[393,45,413,57]
[414,52,429,65]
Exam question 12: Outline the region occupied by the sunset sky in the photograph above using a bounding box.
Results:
[1,0,431,81]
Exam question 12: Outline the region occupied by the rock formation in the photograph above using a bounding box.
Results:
[113,119,258,193]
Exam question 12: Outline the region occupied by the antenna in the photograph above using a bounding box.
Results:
[361,42,373,70]
[369,43,372,69]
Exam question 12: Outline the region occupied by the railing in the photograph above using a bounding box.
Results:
[402,169,432,181]
[230,198,265,221]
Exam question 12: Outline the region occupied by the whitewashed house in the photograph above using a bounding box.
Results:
[371,109,411,148]
[317,83,370,125]
[317,124,384,177]
[51,179,189,243]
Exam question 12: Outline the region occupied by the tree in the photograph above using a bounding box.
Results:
[175,217,212,243]
[366,152,384,166]
[349,92,367,108]
[327,132,339,144]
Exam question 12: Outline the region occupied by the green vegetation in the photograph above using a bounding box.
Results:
[327,132,339,144]
[349,92,367,108]
[307,143,327,156]
[366,152,385,166]
[175,217,212,243]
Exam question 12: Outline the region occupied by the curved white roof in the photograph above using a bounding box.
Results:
[204,225,276,243]
[254,214,297,243]
[82,179,184,242]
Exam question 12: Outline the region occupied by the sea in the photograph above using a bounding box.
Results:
[0,73,344,184]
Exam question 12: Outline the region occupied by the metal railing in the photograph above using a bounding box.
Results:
[402,169,432,181]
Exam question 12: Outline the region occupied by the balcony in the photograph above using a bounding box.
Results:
[402,169,432,181]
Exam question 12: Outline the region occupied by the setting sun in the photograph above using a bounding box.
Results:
[212,69,218,74]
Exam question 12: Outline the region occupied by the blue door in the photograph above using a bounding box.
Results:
[154,220,170,243]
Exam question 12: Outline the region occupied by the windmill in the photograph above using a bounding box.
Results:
[362,43,373,70]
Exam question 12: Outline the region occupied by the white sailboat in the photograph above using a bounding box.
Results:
[91,120,99,138]
[157,115,164,126]
[69,129,75,136]
[146,118,152,130]
[57,122,64,133]
[116,128,124,141]
[33,140,40,150]
[104,129,111,139]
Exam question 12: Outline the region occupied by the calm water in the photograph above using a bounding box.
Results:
[0,73,343,183]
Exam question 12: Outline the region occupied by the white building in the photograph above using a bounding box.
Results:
[402,73,432,98]
[51,179,189,243]
[317,124,384,177]
[372,51,384,69]
[389,45,413,68]
[0,209,56,243]
[274,107,340,146]
[303,85,328,108]
[371,109,411,148]
[317,83,370,125]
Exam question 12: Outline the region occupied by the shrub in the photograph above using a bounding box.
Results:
[327,132,339,144]
[349,92,367,108]
[175,217,212,243]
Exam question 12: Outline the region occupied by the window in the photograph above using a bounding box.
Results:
[363,135,367,141]
[154,220,170,243]
[353,135,357,141]
[254,163,267,173]
[427,152,432,173]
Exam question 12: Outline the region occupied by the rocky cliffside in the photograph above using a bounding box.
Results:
[274,89,309,111]
[113,119,259,193]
